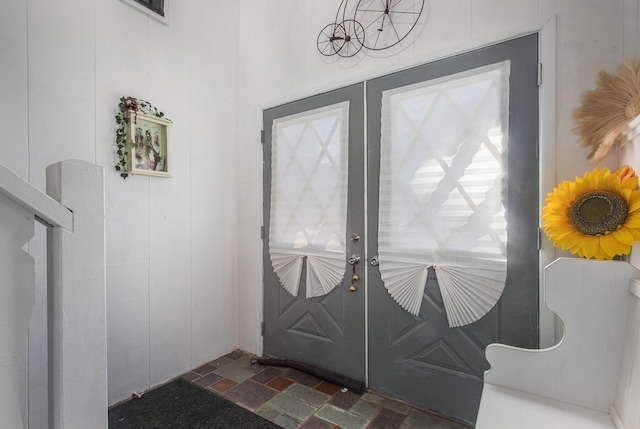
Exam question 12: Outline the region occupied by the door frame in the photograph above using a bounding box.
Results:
[256,20,557,358]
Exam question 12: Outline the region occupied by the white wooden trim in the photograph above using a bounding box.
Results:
[0,163,72,231]
[538,16,558,348]
[610,405,625,429]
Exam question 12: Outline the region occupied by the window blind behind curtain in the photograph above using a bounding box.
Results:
[377,61,511,327]
[269,102,350,298]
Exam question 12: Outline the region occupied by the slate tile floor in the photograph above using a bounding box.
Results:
[181,350,471,429]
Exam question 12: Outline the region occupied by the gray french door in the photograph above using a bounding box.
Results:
[262,83,366,383]
[263,34,539,424]
[366,34,539,424]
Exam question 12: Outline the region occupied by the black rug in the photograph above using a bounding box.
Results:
[109,379,281,429]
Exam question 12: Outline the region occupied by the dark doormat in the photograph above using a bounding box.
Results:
[109,378,282,429]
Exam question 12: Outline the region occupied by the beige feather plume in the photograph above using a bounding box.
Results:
[573,59,640,164]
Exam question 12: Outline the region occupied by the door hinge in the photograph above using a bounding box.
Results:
[261,129,265,144]
[537,227,543,250]
[537,63,543,86]
[261,322,265,336]
[261,225,265,239]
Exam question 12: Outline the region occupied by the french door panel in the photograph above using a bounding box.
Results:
[262,83,366,383]
[366,34,539,424]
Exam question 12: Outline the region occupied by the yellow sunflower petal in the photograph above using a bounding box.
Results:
[599,233,622,258]
[625,223,640,240]
[622,175,639,190]
[579,235,601,259]
[623,213,640,228]
[612,227,636,246]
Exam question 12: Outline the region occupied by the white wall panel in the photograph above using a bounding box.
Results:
[94,0,153,404]
[412,0,471,56]
[0,0,28,179]
[145,0,193,387]
[188,0,239,366]
[471,0,539,35]
[27,0,95,166]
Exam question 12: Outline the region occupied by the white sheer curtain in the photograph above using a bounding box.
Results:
[269,102,349,298]
[378,61,511,327]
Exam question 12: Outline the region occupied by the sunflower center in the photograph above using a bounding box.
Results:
[569,191,628,235]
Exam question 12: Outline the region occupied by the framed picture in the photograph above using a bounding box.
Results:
[127,110,171,177]
[133,0,164,17]
[118,0,169,25]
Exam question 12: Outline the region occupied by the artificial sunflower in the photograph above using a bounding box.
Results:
[542,166,640,259]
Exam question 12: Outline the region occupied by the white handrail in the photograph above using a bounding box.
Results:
[0,163,72,230]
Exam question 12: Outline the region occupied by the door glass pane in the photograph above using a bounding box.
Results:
[269,102,350,298]
[377,61,511,327]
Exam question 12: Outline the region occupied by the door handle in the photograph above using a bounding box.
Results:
[370,255,379,266]
[348,254,361,265]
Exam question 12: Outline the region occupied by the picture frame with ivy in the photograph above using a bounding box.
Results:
[127,110,171,177]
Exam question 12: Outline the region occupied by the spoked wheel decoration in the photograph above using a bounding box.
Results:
[317,0,425,57]
[335,19,365,57]
[317,22,347,56]
[317,0,366,57]
[355,0,425,50]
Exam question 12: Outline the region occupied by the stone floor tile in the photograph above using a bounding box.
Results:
[180,371,201,382]
[350,400,381,420]
[298,415,339,429]
[366,408,405,429]
[328,389,361,410]
[266,392,318,421]
[255,405,281,422]
[316,403,370,429]
[274,413,302,429]
[316,381,341,396]
[361,393,411,415]
[214,363,255,383]
[252,367,284,384]
[267,376,295,391]
[285,383,331,407]
[192,372,222,388]
[208,377,238,393]
[209,356,234,368]
[225,379,278,410]
[191,363,216,376]
[225,350,246,360]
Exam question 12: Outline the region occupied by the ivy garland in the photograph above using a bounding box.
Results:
[114,96,168,179]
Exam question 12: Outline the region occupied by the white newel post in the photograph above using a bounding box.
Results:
[46,160,107,429]
[0,197,35,428]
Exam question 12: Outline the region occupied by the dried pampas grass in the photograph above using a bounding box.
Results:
[573,59,640,164]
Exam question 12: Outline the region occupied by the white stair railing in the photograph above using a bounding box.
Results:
[0,160,107,428]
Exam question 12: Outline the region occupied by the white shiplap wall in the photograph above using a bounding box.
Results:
[0,1,240,425]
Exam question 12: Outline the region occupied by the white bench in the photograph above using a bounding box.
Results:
[476,258,640,429]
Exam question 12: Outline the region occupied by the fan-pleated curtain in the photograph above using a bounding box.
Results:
[378,61,511,327]
[269,102,349,298]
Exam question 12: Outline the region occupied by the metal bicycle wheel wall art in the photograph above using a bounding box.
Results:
[317,0,426,57]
